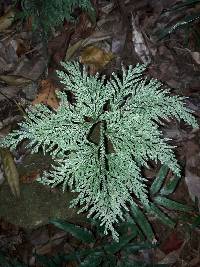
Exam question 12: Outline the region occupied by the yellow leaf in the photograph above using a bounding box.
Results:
[80,46,114,71]
[0,9,15,32]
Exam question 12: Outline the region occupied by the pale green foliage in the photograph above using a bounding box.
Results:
[0,61,198,241]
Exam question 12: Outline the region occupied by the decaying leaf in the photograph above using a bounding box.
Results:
[80,45,114,72]
[0,8,15,32]
[0,148,20,198]
[32,79,59,109]
[131,14,151,64]
[0,75,32,86]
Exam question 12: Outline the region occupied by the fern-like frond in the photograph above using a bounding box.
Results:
[16,0,95,35]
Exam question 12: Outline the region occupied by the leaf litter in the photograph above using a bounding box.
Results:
[0,0,200,266]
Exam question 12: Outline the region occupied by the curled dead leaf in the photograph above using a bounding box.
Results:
[0,148,20,198]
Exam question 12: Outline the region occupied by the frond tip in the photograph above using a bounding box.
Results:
[0,61,198,241]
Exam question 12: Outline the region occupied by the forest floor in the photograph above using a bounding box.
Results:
[0,0,200,266]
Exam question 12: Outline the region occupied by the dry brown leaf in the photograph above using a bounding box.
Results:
[0,148,20,198]
[32,79,59,109]
[0,8,15,32]
[16,39,31,57]
[80,45,114,72]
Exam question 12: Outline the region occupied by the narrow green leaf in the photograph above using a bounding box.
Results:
[166,0,200,12]
[49,219,95,243]
[150,165,169,196]
[160,175,181,195]
[148,203,175,228]
[154,196,193,212]
[130,203,155,241]
[123,241,158,254]
[158,13,200,39]
[178,12,200,27]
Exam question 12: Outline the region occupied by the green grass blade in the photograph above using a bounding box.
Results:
[154,196,193,212]
[130,203,155,241]
[148,203,176,227]
[49,219,95,243]
[158,12,200,40]
[150,165,169,196]
[160,175,181,195]
[165,0,200,12]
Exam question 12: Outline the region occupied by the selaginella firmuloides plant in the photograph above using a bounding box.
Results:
[0,61,198,240]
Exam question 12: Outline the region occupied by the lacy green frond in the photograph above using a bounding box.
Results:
[0,61,198,241]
